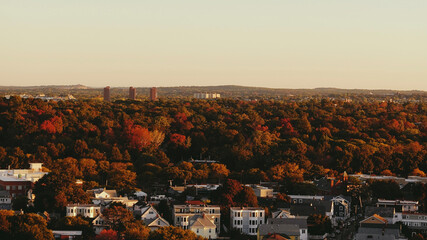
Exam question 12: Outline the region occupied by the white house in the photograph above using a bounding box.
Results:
[66,204,101,218]
[230,207,265,236]
[173,204,220,237]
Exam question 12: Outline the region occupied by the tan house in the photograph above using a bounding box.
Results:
[173,204,220,238]
[189,215,217,239]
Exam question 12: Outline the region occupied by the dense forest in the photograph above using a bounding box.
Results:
[0,97,426,207]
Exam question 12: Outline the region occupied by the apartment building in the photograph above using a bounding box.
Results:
[230,207,265,235]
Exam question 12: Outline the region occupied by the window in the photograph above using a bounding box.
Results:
[6,186,10,190]
[196,229,199,233]
[209,229,211,233]
[302,229,306,234]
[339,206,343,210]
[18,185,22,190]
[260,212,263,217]
[299,199,303,203]
[158,221,161,225]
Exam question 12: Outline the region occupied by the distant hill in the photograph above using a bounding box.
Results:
[0,84,90,90]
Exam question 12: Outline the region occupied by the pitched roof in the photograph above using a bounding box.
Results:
[190,215,216,228]
[140,205,159,217]
[86,188,118,198]
[143,216,170,227]
[360,214,388,224]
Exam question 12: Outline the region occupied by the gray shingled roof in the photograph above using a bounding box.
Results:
[258,224,300,236]
[267,218,308,228]
[364,206,394,218]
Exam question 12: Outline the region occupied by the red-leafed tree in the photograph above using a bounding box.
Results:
[96,229,119,240]
[123,120,152,151]
[40,116,63,134]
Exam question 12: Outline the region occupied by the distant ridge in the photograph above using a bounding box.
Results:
[0,84,90,90]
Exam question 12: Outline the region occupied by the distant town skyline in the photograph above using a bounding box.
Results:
[1,1,426,91]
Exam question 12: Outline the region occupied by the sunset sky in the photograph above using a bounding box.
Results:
[1,1,426,90]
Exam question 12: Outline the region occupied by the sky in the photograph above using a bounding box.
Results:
[1,1,426,90]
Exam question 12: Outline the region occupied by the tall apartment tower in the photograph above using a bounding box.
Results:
[103,86,111,102]
[150,87,157,101]
[129,87,136,100]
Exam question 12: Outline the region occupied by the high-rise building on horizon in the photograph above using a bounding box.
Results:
[129,87,136,100]
[150,87,157,101]
[104,86,110,102]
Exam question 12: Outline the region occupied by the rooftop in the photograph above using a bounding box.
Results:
[258,224,300,236]
[66,204,100,208]
[365,206,395,218]
[267,218,308,228]
[0,176,32,182]
[230,207,265,211]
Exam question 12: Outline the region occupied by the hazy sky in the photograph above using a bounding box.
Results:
[1,1,426,90]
